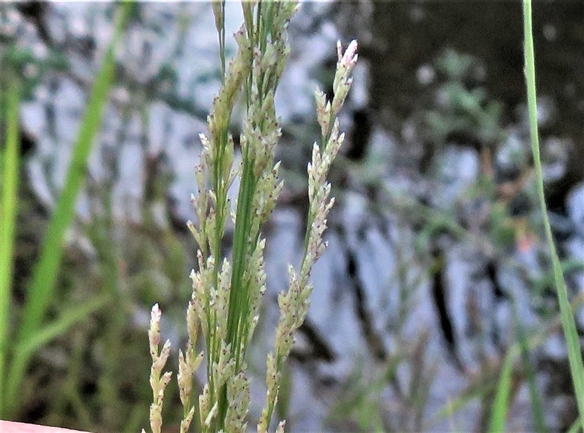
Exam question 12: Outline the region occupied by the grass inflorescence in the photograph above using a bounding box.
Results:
[143,1,357,432]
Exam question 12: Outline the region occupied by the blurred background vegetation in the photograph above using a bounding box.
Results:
[2,1,584,432]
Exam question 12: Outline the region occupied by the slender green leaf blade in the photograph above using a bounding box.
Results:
[523,0,584,429]
[4,2,133,418]
[0,72,20,417]
[488,346,517,433]
[15,293,112,359]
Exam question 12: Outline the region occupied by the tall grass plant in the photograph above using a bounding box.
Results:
[143,1,357,432]
[523,0,584,429]
[486,1,584,431]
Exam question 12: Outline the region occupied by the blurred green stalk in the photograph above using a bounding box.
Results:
[1,2,133,418]
[0,68,21,415]
[488,346,518,432]
[523,0,584,430]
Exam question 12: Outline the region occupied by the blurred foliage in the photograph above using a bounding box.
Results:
[0,2,190,430]
[0,42,68,101]
[425,50,505,148]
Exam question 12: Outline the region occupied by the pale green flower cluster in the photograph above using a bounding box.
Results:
[144,2,357,432]
[146,304,173,433]
[260,38,358,433]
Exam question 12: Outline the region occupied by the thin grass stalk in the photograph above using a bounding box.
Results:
[523,0,584,428]
[0,70,20,417]
[211,1,226,77]
[3,2,133,418]
[204,2,247,426]
[223,3,296,427]
[259,36,358,433]
[487,346,517,432]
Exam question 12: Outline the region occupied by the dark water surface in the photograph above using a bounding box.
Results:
[366,1,584,207]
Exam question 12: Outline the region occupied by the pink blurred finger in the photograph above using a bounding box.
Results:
[0,421,89,433]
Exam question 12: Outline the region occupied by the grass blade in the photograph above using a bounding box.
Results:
[3,2,133,418]
[487,346,518,433]
[0,70,20,414]
[14,293,112,360]
[523,0,584,429]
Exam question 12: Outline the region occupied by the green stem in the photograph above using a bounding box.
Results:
[4,1,133,418]
[523,0,584,429]
[0,69,20,418]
